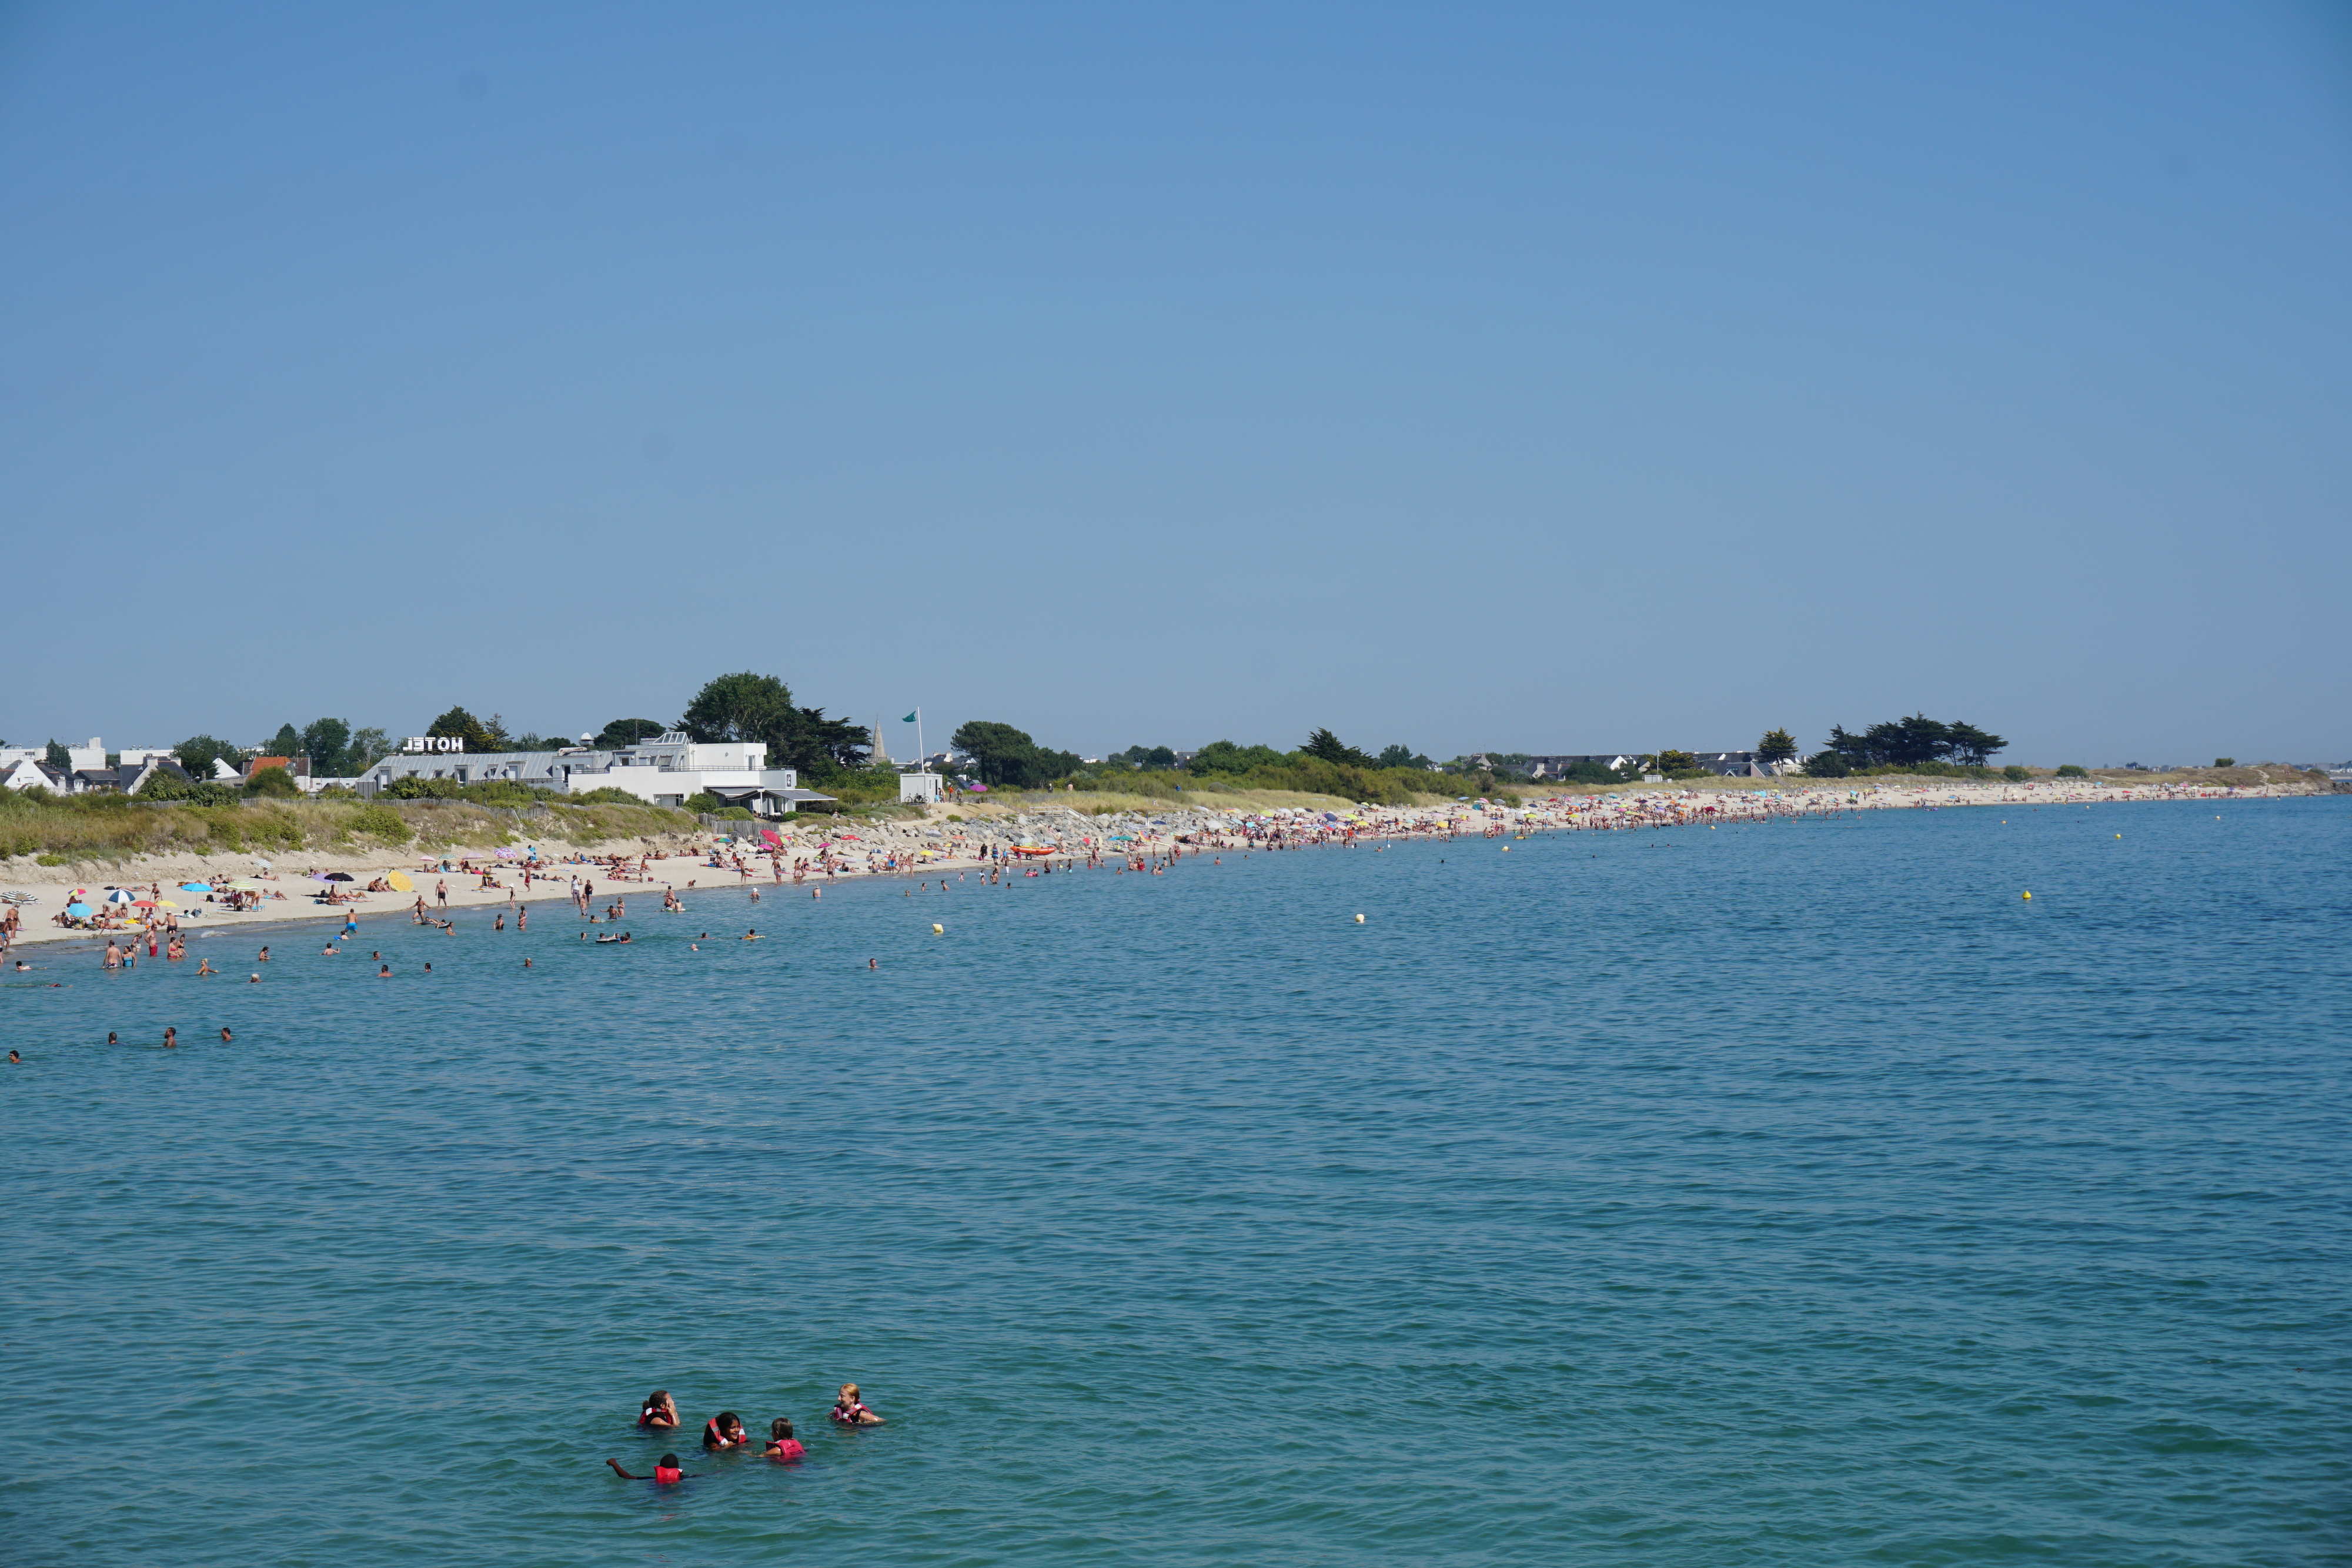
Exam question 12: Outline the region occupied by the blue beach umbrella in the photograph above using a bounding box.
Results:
[66,902,92,917]
[180,882,212,891]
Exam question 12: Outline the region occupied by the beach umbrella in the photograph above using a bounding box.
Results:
[103,889,136,905]
[324,872,353,881]
[227,878,265,891]
[132,899,157,908]
[65,902,92,917]
[310,873,333,882]
[254,857,272,868]
[180,882,212,891]
[385,871,414,892]
[155,899,179,908]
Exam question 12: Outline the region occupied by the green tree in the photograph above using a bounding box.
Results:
[1113,745,1178,768]
[173,735,242,778]
[951,720,1041,786]
[596,717,670,748]
[1945,722,2006,767]
[1188,740,1287,774]
[426,707,497,751]
[1375,743,1430,770]
[44,739,68,770]
[300,717,353,775]
[1804,750,1853,778]
[1756,728,1799,765]
[2213,757,2236,768]
[682,673,795,747]
[243,764,302,798]
[1656,749,1697,774]
[1302,728,1372,767]
[346,728,391,771]
[265,723,303,759]
[2055,764,2089,778]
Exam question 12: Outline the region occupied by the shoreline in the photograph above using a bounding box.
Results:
[0,774,2327,952]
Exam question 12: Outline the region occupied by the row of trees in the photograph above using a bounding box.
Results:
[1806,715,2006,776]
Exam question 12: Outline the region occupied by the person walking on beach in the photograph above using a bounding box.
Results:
[435,879,448,909]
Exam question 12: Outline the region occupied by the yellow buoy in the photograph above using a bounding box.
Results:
[1354,913,1365,924]
[931,923,944,934]
[2116,833,2122,838]
[2022,891,2032,900]
[1502,845,1510,852]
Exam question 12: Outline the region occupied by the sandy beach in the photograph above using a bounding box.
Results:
[0,770,2324,955]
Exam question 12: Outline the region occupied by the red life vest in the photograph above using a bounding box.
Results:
[654,1465,683,1483]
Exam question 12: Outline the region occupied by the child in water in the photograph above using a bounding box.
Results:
[606,1455,692,1483]
[762,1418,804,1461]
[638,1391,679,1429]
[829,1383,884,1426]
[702,1412,750,1450]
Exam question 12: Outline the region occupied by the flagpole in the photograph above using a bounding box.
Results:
[916,708,925,774]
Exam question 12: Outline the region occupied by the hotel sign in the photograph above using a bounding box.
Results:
[402,736,466,754]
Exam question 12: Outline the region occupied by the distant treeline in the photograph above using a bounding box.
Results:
[1803,716,2006,778]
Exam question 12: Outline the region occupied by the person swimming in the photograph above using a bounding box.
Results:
[829,1383,883,1425]
[606,1455,693,1483]
[639,1391,679,1429]
[763,1418,804,1461]
[702,1412,749,1450]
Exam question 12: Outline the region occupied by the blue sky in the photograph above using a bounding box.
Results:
[3,2,2346,765]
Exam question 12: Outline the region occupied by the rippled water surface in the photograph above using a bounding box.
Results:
[5,797,2348,1565]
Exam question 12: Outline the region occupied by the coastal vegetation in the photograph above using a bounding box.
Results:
[1805,715,2006,776]
[0,785,692,868]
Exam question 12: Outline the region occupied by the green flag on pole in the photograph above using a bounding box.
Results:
[903,712,917,723]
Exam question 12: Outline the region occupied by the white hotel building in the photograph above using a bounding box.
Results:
[353,732,831,815]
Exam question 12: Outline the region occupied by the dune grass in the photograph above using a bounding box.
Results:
[0,787,696,870]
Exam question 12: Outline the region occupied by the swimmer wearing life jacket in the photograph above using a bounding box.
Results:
[702,1412,750,1451]
[762,1418,805,1461]
[607,1455,693,1483]
[638,1390,679,1429]
[829,1383,884,1426]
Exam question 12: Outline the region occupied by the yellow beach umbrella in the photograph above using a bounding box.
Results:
[153,898,179,909]
[386,871,415,892]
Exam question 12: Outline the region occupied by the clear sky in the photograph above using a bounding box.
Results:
[4,2,2347,766]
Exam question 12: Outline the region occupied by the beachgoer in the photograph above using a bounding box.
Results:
[606,1455,693,1483]
[219,1028,233,1042]
[702,1412,749,1450]
[762,1419,804,1461]
[108,1032,119,1046]
[829,1384,883,1425]
[639,1391,680,1429]
[258,947,270,962]
[6,1050,18,1064]
[198,959,216,976]
[163,1027,176,1049]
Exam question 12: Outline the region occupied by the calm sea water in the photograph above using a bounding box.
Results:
[4,797,2347,1566]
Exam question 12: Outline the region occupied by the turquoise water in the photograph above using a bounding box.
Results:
[4,798,2347,1565]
